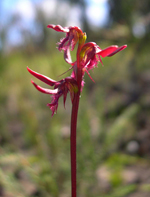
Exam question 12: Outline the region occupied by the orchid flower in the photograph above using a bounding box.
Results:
[27,67,78,116]
[27,24,127,197]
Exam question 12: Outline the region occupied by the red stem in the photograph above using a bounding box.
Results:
[70,93,79,197]
[70,76,82,197]
[70,44,82,197]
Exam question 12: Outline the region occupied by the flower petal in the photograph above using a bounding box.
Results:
[84,68,95,82]
[47,102,58,116]
[98,45,119,58]
[58,36,69,51]
[47,94,61,116]
[64,47,73,64]
[99,45,127,58]
[107,45,127,57]
[27,67,56,86]
[47,24,69,33]
[31,80,58,94]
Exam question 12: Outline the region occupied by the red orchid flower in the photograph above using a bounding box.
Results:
[47,24,86,65]
[80,42,127,67]
[47,25,127,86]
[27,67,78,116]
[28,24,127,197]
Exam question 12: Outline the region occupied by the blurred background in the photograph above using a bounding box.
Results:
[0,0,150,196]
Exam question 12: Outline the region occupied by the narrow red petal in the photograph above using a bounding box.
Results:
[64,47,73,64]
[63,91,68,108]
[27,67,56,86]
[107,45,127,57]
[31,80,58,94]
[47,24,69,33]
[85,69,95,82]
[98,45,119,58]
[97,54,103,66]
[47,103,58,117]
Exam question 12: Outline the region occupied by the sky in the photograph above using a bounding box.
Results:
[0,0,109,48]
[86,0,109,27]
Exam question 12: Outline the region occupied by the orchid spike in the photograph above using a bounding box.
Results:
[27,24,127,197]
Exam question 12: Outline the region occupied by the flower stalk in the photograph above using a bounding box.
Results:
[70,94,79,197]
[27,24,127,197]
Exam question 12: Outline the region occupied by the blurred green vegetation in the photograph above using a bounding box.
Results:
[1,0,150,196]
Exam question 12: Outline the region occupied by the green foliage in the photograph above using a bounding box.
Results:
[103,184,137,197]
